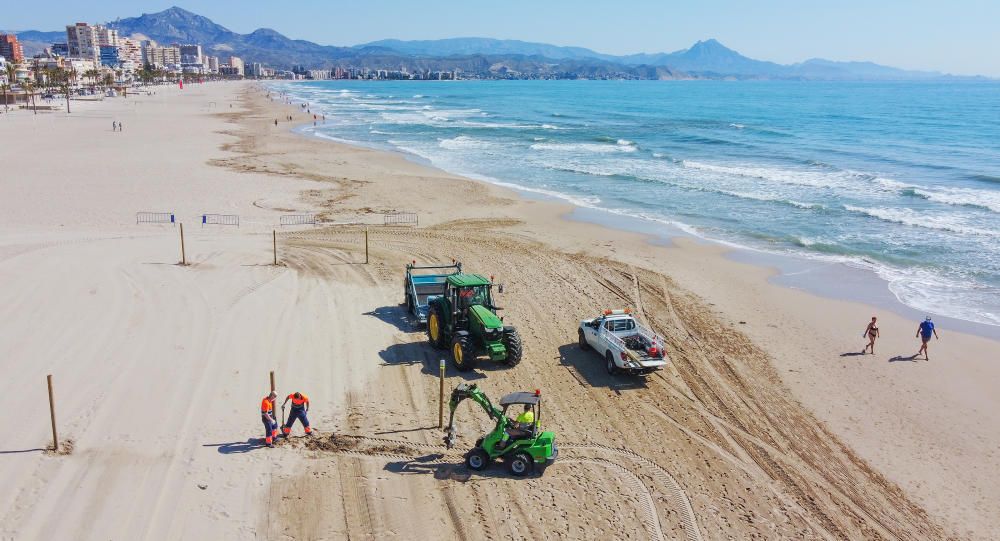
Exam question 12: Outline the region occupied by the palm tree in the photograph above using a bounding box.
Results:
[22,80,36,114]
[3,62,16,112]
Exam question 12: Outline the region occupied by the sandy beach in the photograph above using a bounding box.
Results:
[1,81,997,540]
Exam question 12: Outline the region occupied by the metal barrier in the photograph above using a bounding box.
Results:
[279,214,317,226]
[202,214,240,227]
[137,212,175,225]
[384,212,418,226]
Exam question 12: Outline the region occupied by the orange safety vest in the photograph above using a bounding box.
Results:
[287,393,309,408]
[261,397,274,414]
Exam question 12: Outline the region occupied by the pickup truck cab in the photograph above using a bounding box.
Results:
[578,309,668,376]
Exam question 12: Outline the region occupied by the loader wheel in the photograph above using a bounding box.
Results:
[606,351,619,375]
[452,335,477,372]
[466,448,490,471]
[502,327,523,366]
[427,305,446,350]
[578,329,590,350]
[507,451,534,476]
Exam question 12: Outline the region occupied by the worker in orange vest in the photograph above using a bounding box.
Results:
[261,391,279,447]
[281,392,313,436]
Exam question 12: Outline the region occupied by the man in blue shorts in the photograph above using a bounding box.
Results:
[916,316,939,360]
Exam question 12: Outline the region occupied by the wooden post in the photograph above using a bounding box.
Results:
[364,228,369,264]
[269,370,276,393]
[179,223,187,265]
[438,359,446,428]
[272,230,277,265]
[47,375,58,452]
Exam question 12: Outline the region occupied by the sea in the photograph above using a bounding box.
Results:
[270,80,1000,329]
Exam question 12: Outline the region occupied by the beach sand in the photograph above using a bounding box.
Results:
[1,81,997,540]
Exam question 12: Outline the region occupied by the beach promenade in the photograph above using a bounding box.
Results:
[0,81,997,540]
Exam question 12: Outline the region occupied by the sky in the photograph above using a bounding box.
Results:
[5,0,999,76]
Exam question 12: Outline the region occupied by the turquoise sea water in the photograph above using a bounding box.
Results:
[271,80,1000,327]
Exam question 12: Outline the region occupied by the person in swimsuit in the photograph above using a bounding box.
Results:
[916,317,938,360]
[862,316,879,354]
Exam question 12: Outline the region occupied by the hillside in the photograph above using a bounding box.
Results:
[11,7,973,80]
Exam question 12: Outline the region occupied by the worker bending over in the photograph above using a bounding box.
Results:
[281,391,313,436]
[261,391,279,447]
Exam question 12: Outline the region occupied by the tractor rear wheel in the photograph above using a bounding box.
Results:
[466,447,490,471]
[502,327,523,366]
[578,329,590,350]
[427,304,446,350]
[507,451,534,476]
[451,334,477,371]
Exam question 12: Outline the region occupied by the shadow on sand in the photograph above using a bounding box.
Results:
[382,454,543,481]
[556,343,648,393]
[363,304,422,333]
[203,438,268,454]
[889,354,920,363]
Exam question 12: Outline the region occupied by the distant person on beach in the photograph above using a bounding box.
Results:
[112,121,117,131]
[916,317,939,360]
[274,119,278,126]
[862,316,880,354]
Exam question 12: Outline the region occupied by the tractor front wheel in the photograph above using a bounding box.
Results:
[427,305,446,350]
[451,334,477,372]
[507,451,534,476]
[502,327,523,366]
[466,447,490,471]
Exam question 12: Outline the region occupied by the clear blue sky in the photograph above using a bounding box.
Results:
[5,0,999,76]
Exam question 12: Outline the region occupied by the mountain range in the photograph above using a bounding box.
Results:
[10,6,979,80]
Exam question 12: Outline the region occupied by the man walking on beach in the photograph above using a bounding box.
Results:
[261,391,278,447]
[916,316,939,360]
[281,392,313,436]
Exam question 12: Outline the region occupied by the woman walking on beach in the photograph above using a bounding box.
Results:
[863,316,880,354]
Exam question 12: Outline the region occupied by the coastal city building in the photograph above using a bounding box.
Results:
[0,34,25,63]
[66,23,100,61]
[205,55,220,73]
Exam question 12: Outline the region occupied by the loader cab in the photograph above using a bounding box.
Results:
[499,390,542,439]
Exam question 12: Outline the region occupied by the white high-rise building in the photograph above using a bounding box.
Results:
[66,23,99,61]
[66,23,120,62]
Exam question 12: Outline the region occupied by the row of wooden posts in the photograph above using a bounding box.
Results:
[43,359,446,453]
[176,224,370,266]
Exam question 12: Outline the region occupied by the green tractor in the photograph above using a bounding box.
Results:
[444,383,557,476]
[426,273,523,371]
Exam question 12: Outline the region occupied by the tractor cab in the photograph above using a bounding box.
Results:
[445,273,497,314]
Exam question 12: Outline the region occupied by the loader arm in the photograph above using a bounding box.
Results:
[444,383,503,448]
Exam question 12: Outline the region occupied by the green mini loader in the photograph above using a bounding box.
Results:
[426,273,523,371]
[444,383,557,476]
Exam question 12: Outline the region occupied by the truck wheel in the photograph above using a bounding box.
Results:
[466,448,490,471]
[606,351,619,375]
[502,327,523,366]
[507,451,534,476]
[452,334,477,371]
[427,305,446,349]
[578,329,590,350]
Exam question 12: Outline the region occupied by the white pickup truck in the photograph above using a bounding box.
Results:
[578,309,668,376]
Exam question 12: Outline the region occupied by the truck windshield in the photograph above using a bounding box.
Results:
[458,285,490,308]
